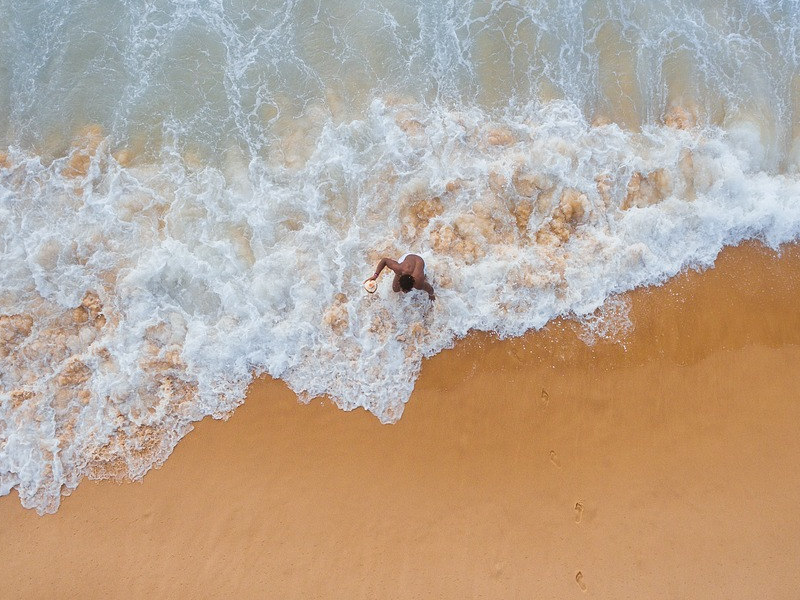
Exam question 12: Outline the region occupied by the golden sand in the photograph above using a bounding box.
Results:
[2,241,800,598]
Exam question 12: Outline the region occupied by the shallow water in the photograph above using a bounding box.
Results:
[1,0,799,513]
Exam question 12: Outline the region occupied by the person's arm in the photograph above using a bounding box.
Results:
[420,281,435,301]
[369,258,400,280]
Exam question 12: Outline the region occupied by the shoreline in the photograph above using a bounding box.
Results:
[3,241,800,598]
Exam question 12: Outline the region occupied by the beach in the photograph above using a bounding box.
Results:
[2,2,800,596]
[3,241,800,599]
[5,0,800,518]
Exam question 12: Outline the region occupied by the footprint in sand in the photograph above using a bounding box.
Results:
[549,450,562,468]
[575,571,587,592]
[540,388,549,408]
[490,561,505,579]
[574,501,584,523]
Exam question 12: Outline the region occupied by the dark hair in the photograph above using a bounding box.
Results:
[399,274,415,292]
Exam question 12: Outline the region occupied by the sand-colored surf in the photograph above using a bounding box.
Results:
[2,241,800,598]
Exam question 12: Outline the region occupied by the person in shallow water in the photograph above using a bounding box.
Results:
[368,254,435,301]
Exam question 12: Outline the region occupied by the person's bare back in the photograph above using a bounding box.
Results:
[367,254,435,301]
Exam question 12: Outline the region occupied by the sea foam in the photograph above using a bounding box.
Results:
[2,0,800,513]
[2,100,799,513]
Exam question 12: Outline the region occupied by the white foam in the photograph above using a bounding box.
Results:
[2,99,799,513]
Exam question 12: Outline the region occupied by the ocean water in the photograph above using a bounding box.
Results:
[1,0,799,514]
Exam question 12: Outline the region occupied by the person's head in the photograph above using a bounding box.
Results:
[399,274,415,292]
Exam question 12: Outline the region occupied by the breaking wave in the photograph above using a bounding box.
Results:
[1,0,799,513]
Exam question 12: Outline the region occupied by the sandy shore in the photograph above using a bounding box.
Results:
[2,241,800,599]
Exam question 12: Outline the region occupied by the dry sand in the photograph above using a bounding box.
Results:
[2,241,800,599]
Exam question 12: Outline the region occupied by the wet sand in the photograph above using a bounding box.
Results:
[2,241,800,599]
